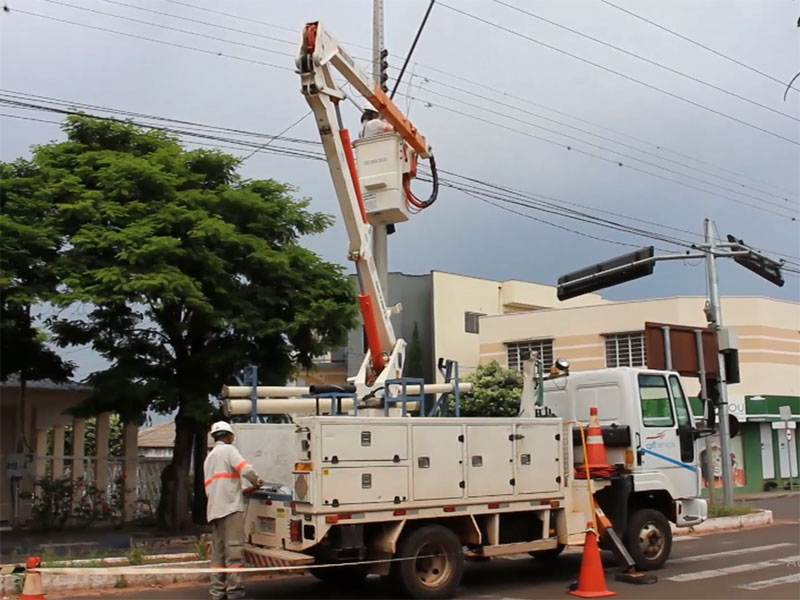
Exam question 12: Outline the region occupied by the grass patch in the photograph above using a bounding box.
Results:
[708,503,755,518]
[125,546,146,566]
[114,576,128,588]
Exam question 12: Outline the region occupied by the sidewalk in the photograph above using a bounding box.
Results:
[734,489,800,501]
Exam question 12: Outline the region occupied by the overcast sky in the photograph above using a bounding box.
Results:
[1,0,798,382]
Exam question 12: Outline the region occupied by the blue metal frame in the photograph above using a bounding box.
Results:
[384,378,425,416]
[427,359,460,417]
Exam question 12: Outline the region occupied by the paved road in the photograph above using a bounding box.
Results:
[68,496,799,600]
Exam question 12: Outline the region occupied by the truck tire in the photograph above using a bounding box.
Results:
[392,524,465,599]
[624,508,672,571]
[528,544,565,560]
[310,565,367,585]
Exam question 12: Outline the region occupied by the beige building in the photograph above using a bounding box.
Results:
[477,296,800,398]
[430,271,607,381]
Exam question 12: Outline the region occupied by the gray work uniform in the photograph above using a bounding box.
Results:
[204,440,259,600]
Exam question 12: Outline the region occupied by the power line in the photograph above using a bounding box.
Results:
[401,91,798,221]
[413,75,797,205]
[161,0,372,51]
[404,85,799,214]
[96,0,297,48]
[45,0,794,201]
[37,0,295,60]
[437,2,800,146]
[599,0,800,95]
[6,8,295,73]
[492,0,799,123]
[237,111,313,164]
[407,64,798,198]
[5,88,798,262]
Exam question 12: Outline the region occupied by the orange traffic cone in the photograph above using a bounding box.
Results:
[569,523,616,598]
[21,557,45,600]
[576,406,616,479]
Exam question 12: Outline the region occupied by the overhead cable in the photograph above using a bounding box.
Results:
[437,2,800,146]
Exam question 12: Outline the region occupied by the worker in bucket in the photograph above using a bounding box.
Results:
[359,108,393,138]
[205,421,263,600]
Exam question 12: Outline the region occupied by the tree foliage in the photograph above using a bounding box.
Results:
[0,159,74,387]
[8,115,358,531]
[455,361,522,417]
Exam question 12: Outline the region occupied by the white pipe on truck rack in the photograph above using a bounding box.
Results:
[221,382,472,399]
[224,398,358,415]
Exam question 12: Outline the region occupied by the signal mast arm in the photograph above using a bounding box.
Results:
[297,22,434,401]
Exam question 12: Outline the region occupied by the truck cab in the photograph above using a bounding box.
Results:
[543,367,708,567]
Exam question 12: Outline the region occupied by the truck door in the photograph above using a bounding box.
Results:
[638,374,699,498]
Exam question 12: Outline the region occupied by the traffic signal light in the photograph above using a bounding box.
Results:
[557,246,655,301]
[726,235,784,287]
[380,48,389,92]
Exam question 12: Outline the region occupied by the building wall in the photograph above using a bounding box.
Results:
[345,272,434,383]
[431,271,606,381]
[478,296,800,398]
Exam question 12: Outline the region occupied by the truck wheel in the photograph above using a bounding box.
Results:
[624,508,672,571]
[529,544,565,560]
[392,524,465,599]
[310,565,367,585]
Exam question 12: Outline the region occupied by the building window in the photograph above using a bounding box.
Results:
[464,311,484,334]
[605,332,646,368]
[506,339,553,371]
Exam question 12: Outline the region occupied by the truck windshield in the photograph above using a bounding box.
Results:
[638,374,675,427]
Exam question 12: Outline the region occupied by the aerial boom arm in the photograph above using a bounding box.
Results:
[298,22,432,393]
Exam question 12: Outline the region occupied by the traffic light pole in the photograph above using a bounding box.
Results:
[556,219,786,507]
[704,219,735,506]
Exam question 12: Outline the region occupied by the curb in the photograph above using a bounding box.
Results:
[672,508,773,535]
[0,560,210,596]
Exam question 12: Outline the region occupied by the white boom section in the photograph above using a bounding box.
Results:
[296,22,432,403]
[221,382,473,398]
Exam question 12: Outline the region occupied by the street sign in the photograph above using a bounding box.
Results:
[644,322,718,377]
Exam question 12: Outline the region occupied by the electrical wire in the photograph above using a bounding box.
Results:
[237,111,313,164]
[28,0,793,202]
[401,86,799,214]
[411,75,797,206]
[36,0,296,60]
[96,0,297,48]
[492,0,799,123]
[4,92,798,263]
[437,2,800,146]
[6,8,295,73]
[598,0,800,95]
[402,92,798,221]
[405,65,798,198]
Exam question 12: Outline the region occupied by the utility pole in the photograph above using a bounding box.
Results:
[372,0,389,297]
[704,219,735,506]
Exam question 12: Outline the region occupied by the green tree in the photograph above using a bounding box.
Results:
[453,361,522,417]
[0,159,74,452]
[405,322,424,379]
[17,115,357,532]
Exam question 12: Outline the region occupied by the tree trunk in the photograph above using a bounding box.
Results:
[156,411,194,533]
[191,420,209,525]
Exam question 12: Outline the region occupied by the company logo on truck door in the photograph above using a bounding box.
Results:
[645,431,675,450]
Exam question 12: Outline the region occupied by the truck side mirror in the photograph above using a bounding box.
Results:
[693,399,717,439]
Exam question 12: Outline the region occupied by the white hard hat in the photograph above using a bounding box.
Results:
[210,421,234,437]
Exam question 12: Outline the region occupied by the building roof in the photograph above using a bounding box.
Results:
[0,376,92,392]
[138,421,214,449]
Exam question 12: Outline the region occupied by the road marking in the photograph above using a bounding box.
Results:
[668,543,794,565]
[667,555,800,582]
[737,573,800,591]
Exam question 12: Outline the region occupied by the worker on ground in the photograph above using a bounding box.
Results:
[204,421,262,600]
[359,108,393,138]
